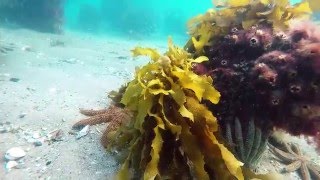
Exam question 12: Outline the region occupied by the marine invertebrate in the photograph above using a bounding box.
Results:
[72,105,133,148]
[186,0,320,155]
[269,142,320,180]
[224,117,270,169]
[186,0,316,55]
[316,133,320,152]
[72,84,129,145]
[104,39,244,179]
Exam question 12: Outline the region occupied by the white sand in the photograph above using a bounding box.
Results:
[0,27,167,179]
[0,27,319,180]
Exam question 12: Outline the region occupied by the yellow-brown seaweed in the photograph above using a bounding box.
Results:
[106,38,244,179]
[187,0,316,55]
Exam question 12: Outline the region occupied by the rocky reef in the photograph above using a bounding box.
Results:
[0,0,64,33]
[188,0,320,156]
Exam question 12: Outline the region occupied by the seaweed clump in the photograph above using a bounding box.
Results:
[106,39,244,179]
[187,0,320,155]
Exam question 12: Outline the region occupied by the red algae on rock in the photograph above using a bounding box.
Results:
[188,1,320,155]
[195,22,320,134]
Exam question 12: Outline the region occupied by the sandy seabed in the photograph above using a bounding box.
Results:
[0,27,319,180]
[0,27,164,180]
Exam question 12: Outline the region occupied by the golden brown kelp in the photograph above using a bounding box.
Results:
[186,0,316,55]
[108,84,128,108]
[106,39,244,179]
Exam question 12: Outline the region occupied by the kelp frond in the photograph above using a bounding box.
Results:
[107,38,244,179]
[187,0,319,55]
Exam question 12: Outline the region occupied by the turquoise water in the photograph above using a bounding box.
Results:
[63,0,304,39]
[64,0,212,38]
[0,0,307,40]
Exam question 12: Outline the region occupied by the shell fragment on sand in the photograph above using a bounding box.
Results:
[5,161,18,171]
[47,129,64,141]
[76,125,90,139]
[4,147,26,161]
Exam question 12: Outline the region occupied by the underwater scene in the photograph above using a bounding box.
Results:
[1,0,320,179]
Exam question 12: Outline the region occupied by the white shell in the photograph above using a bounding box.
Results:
[32,132,41,139]
[5,161,18,170]
[76,125,90,139]
[5,147,26,161]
